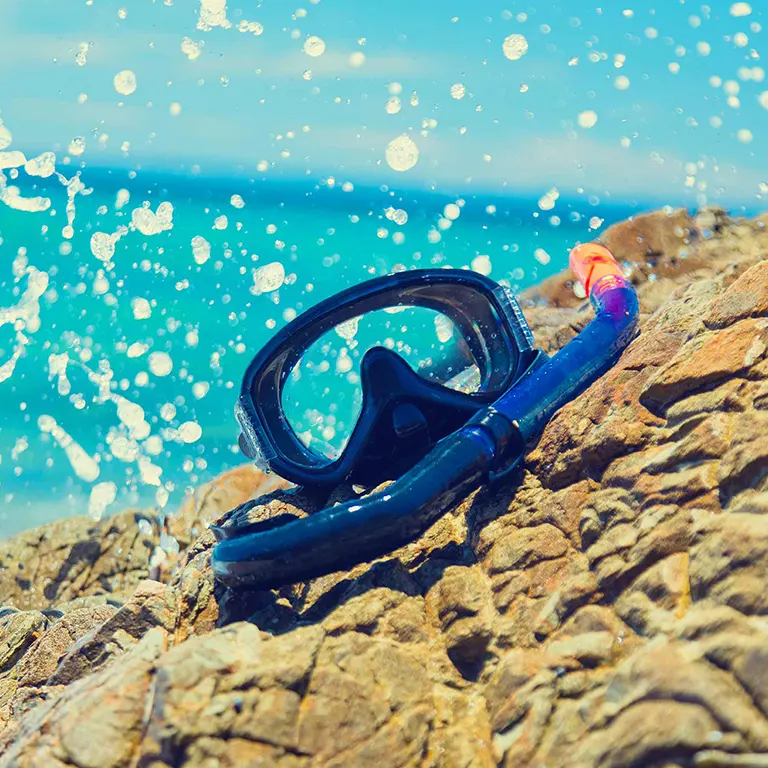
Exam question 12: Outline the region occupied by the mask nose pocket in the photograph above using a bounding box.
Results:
[392,403,428,439]
[358,345,427,400]
[346,346,484,487]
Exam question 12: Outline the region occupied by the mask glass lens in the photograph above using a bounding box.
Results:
[281,285,514,461]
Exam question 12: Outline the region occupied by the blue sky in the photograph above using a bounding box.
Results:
[1,0,767,205]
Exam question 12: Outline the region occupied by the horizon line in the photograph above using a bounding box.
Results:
[12,160,762,218]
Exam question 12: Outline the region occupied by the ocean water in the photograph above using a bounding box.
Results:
[0,167,637,537]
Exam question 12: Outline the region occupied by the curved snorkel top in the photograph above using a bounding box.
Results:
[211,244,639,589]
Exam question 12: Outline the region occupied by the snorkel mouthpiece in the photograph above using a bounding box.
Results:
[211,243,640,589]
[569,242,626,298]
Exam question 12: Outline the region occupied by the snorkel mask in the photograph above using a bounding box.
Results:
[234,268,545,489]
[212,243,639,588]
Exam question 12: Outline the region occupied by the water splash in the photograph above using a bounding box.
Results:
[37,415,100,482]
[0,265,48,384]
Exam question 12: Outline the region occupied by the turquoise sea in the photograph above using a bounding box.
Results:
[0,167,643,537]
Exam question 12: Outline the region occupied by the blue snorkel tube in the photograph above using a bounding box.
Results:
[211,245,639,588]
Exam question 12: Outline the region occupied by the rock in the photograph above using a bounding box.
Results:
[6,207,768,766]
[14,605,117,687]
[427,566,494,673]
[0,508,161,611]
[0,627,168,765]
[48,579,178,686]
[168,463,291,548]
[601,207,695,265]
[696,205,732,234]
[641,318,768,411]
[708,259,768,329]
[0,604,116,736]
[0,612,47,677]
[520,207,696,310]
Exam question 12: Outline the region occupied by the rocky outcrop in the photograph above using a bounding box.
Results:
[0,508,161,611]
[5,207,768,766]
[169,464,291,549]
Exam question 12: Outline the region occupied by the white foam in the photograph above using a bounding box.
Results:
[334,317,360,341]
[198,0,232,30]
[182,37,204,60]
[191,235,211,264]
[503,34,529,61]
[0,186,50,212]
[68,137,86,157]
[178,421,203,443]
[90,227,129,265]
[11,437,28,462]
[48,353,72,395]
[435,315,455,343]
[132,297,152,320]
[192,381,210,399]
[471,255,492,275]
[138,456,163,486]
[115,396,151,440]
[303,36,326,57]
[0,267,49,383]
[116,189,130,209]
[0,120,11,150]
[58,172,92,240]
[127,342,149,358]
[538,188,560,211]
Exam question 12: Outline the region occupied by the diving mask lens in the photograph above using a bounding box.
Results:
[282,304,489,461]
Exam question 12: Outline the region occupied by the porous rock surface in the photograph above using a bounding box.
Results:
[0,508,161,612]
[4,208,768,766]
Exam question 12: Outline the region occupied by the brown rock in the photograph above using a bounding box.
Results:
[641,318,768,411]
[0,508,160,611]
[601,207,695,264]
[0,627,167,765]
[14,604,116,687]
[0,612,46,676]
[708,260,768,329]
[0,604,116,736]
[49,579,178,685]
[520,208,696,311]
[428,566,494,672]
[485,524,569,575]
[169,463,292,547]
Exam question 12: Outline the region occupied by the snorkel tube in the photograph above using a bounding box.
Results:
[211,244,639,588]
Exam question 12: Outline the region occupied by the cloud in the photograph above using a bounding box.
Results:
[266,126,768,206]
[442,134,690,193]
[264,51,427,79]
[458,134,768,205]
[0,33,167,69]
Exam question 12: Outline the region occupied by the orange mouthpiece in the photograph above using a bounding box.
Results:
[569,243,623,296]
